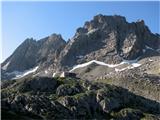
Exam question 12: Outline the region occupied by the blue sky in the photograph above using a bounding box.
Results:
[1,1,160,63]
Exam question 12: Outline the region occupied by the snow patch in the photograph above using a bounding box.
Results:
[14,66,39,79]
[2,61,10,70]
[52,72,56,77]
[131,63,141,67]
[87,29,98,35]
[76,55,84,59]
[6,71,22,76]
[149,58,153,62]
[70,60,123,72]
[45,70,48,74]
[121,57,139,64]
[70,58,141,72]
[115,67,128,72]
[6,66,39,79]
[142,45,156,53]
[145,45,154,50]
[115,63,141,72]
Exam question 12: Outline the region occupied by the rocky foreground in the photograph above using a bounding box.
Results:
[1,76,160,120]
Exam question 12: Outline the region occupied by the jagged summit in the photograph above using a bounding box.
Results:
[58,14,159,69]
[47,34,64,42]
[77,14,127,34]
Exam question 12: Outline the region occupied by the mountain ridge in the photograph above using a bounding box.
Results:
[1,14,160,80]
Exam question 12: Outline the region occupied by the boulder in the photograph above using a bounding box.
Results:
[56,84,82,96]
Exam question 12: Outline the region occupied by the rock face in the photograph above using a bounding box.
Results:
[58,14,159,70]
[2,38,38,72]
[1,34,66,73]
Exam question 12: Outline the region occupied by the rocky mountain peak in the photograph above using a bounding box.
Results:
[48,33,64,42]
[84,14,127,31]
[93,14,126,23]
[58,14,159,69]
[24,37,36,42]
[19,38,37,48]
[41,33,66,49]
[136,19,145,25]
[1,33,66,78]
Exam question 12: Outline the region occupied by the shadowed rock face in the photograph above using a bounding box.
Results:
[2,38,38,72]
[1,34,66,73]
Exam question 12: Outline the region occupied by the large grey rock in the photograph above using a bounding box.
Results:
[56,84,82,96]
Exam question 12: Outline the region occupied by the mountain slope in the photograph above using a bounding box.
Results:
[1,14,160,80]
[57,14,159,70]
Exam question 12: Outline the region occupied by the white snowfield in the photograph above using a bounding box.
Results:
[6,66,39,79]
[69,60,123,72]
[115,67,128,72]
[69,59,141,72]
[114,63,141,72]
